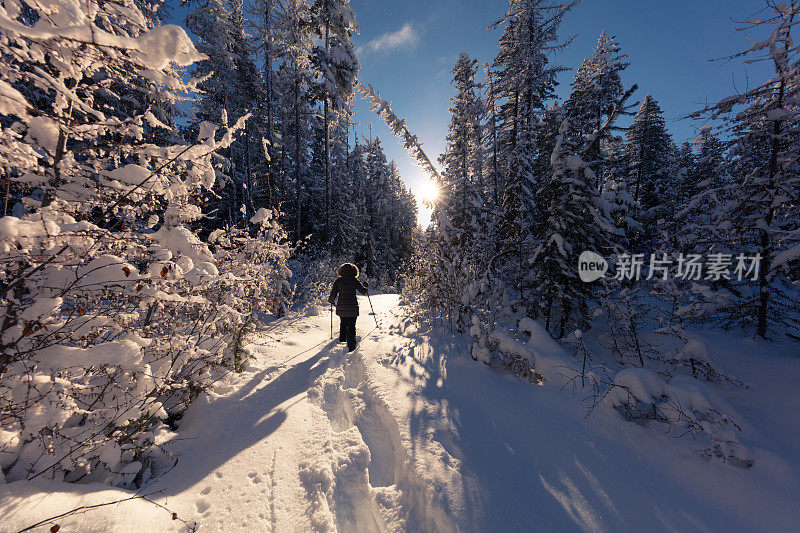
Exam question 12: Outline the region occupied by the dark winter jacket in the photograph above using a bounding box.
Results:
[329,265,367,318]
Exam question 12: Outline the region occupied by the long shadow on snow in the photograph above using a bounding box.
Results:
[396,328,612,532]
[395,326,723,533]
[152,340,340,495]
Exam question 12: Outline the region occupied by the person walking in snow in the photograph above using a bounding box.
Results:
[328,263,368,352]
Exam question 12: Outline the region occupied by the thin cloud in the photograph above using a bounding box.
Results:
[358,23,419,55]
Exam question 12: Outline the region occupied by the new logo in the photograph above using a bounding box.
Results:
[578,251,608,283]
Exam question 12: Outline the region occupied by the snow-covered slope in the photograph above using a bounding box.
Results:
[3,294,799,532]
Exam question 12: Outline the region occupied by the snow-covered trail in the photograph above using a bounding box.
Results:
[133,293,800,532]
[3,294,799,532]
[140,293,462,532]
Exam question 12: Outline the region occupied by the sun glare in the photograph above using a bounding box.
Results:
[419,179,440,204]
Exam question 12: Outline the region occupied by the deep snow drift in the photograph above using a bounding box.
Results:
[2,294,799,532]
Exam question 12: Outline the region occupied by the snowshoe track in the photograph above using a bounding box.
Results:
[306,344,458,532]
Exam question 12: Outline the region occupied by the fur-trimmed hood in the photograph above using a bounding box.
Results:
[337,263,359,278]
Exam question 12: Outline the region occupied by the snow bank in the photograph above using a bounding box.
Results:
[604,367,751,466]
[0,479,185,532]
[519,318,573,383]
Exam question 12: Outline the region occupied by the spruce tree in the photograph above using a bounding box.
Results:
[531,117,617,337]
[566,31,633,188]
[624,94,673,244]
[491,0,578,291]
[310,0,359,246]
[689,2,800,337]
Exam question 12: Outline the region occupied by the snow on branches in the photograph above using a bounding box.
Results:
[0,0,290,486]
[357,82,441,182]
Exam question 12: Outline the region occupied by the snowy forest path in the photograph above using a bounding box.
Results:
[139,294,464,532]
[5,295,800,532]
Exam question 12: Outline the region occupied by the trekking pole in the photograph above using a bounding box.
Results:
[366,292,379,328]
[330,304,333,339]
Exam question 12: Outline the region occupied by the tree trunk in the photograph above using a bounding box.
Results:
[488,69,500,208]
[324,22,331,247]
[756,76,785,338]
[246,121,253,216]
[558,299,571,340]
[264,0,274,208]
[294,75,302,241]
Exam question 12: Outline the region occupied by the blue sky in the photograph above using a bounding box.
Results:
[349,0,773,224]
[169,0,774,225]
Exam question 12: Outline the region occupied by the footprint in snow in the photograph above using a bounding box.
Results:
[196,499,211,513]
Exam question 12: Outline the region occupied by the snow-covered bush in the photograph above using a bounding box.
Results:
[0,0,289,486]
[601,368,752,468]
[288,248,349,310]
[210,208,292,320]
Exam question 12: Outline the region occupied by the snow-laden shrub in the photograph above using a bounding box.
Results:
[592,284,747,387]
[602,368,753,468]
[288,249,348,310]
[210,208,293,320]
[0,184,278,486]
[0,0,290,486]
[468,313,574,384]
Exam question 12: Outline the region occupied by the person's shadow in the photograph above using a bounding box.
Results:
[152,340,340,495]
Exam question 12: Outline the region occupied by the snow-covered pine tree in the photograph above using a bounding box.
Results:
[439,54,488,258]
[565,31,633,189]
[483,63,504,209]
[425,53,492,326]
[688,2,800,338]
[673,140,697,210]
[275,0,314,242]
[491,0,578,289]
[385,161,418,287]
[307,114,329,243]
[185,0,262,227]
[328,117,358,254]
[674,131,726,259]
[248,0,279,210]
[530,118,617,337]
[624,94,673,247]
[310,0,359,246]
[693,126,727,193]
[364,137,390,282]
[348,137,370,267]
